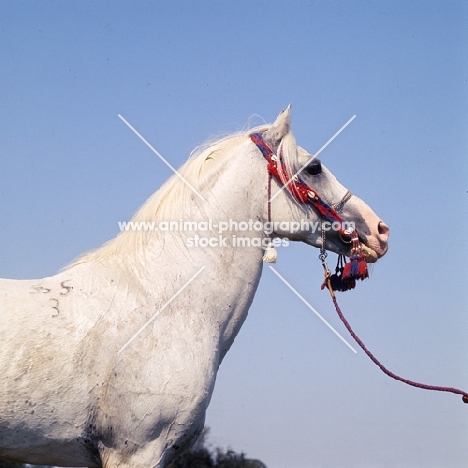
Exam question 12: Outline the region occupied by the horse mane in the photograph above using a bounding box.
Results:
[65,121,299,269]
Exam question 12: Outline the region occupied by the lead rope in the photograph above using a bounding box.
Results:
[251,131,468,403]
[321,265,468,404]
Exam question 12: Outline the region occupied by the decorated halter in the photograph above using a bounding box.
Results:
[250,132,368,292]
[251,130,468,404]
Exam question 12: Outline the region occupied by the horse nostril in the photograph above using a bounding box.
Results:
[378,221,390,238]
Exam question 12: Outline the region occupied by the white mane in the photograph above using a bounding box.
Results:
[67,122,300,268]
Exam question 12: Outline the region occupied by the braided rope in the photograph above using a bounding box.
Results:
[253,131,467,403]
[331,296,468,403]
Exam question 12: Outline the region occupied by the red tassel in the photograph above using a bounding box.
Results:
[329,272,356,291]
[342,261,351,280]
[357,255,369,279]
[324,255,357,292]
[340,232,369,283]
[342,254,368,282]
[342,259,356,280]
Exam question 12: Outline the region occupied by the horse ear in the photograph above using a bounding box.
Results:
[263,104,292,149]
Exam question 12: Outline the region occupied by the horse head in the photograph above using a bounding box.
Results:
[255,106,389,274]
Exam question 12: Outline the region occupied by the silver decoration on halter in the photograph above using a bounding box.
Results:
[339,228,354,244]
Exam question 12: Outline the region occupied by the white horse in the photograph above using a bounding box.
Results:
[0,107,389,468]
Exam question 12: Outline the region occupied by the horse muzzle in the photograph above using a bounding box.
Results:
[360,220,390,263]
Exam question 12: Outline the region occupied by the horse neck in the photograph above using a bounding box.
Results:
[128,143,269,358]
[141,141,267,270]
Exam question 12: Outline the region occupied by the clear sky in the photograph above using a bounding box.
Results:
[1,1,467,467]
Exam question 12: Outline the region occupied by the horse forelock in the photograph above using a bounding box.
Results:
[275,131,300,181]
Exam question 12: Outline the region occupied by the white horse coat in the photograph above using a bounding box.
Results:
[0,107,389,467]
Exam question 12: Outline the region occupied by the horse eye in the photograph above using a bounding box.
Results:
[305,159,322,176]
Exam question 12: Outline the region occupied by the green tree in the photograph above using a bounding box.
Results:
[168,428,267,468]
[214,449,266,468]
[169,447,214,468]
[0,428,266,468]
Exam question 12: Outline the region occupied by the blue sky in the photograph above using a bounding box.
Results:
[1,1,467,467]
